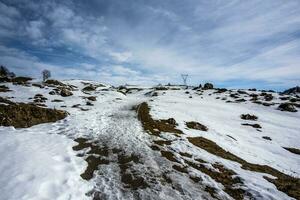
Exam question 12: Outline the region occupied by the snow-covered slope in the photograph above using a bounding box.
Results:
[0,80,299,200]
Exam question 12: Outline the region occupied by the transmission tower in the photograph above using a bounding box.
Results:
[181,74,188,86]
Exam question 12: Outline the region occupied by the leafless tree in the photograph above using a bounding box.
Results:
[181,74,188,86]
[42,70,51,82]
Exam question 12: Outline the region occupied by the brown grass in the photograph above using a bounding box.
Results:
[188,136,300,199]
[283,147,300,155]
[73,138,110,180]
[136,102,183,136]
[0,100,67,128]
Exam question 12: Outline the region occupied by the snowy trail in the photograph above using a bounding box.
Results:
[66,95,212,200]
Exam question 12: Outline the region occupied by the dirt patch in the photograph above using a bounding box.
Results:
[0,99,67,128]
[283,147,300,155]
[73,138,110,180]
[172,164,188,173]
[186,121,208,131]
[153,140,172,146]
[185,159,247,200]
[160,150,180,163]
[187,136,300,199]
[118,153,149,190]
[179,152,193,158]
[73,138,149,190]
[136,102,183,136]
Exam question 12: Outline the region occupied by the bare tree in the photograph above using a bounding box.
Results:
[181,74,188,86]
[42,70,51,82]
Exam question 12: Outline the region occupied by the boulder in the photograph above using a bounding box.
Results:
[60,88,73,97]
[0,99,68,128]
[278,103,297,112]
[203,83,214,90]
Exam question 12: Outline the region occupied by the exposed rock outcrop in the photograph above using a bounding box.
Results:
[0,98,68,128]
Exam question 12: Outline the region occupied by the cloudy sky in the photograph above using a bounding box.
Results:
[0,0,300,89]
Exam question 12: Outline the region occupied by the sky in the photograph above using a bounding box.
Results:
[0,0,300,90]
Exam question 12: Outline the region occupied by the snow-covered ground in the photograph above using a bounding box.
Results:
[0,80,299,200]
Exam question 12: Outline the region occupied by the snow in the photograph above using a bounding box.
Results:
[0,81,299,200]
[0,126,92,200]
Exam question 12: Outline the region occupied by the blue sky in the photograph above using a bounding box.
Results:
[0,0,300,90]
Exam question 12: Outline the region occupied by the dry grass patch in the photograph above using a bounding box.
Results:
[187,136,300,199]
[283,147,300,155]
[0,98,67,128]
[136,102,183,136]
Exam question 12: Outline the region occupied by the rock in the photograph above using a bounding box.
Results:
[264,94,273,101]
[278,103,297,112]
[262,136,272,141]
[237,90,248,94]
[49,91,56,95]
[33,94,47,103]
[32,83,44,88]
[72,104,81,108]
[60,88,73,97]
[51,99,64,102]
[192,84,202,90]
[203,83,213,90]
[0,85,10,92]
[86,101,94,106]
[154,86,168,91]
[186,121,208,131]
[214,88,227,93]
[0,100,68,128]
[87,96,97,101]
[230,93,239,99]
[151,92,158,97]
[82,85,97,92]
[11,76,32,85]
[241,114,258,121]
[44,79,66,87]
[235,98,246,102]
[166,118,177,125]
[241,123,262,129]
[282,86,300,95]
